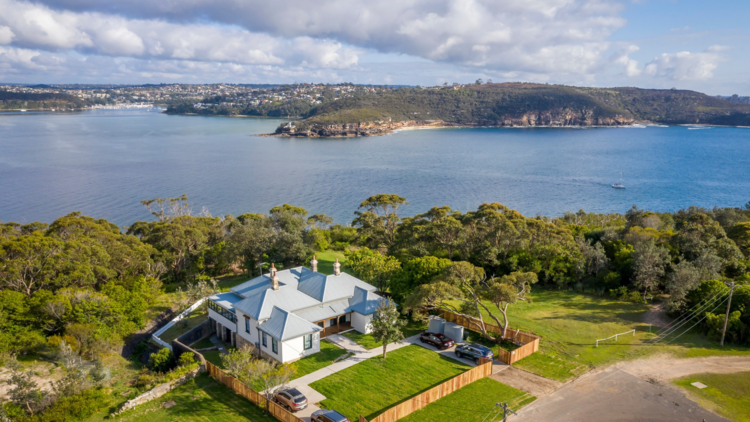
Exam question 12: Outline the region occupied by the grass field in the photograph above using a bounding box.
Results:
[85,373,274,422]
[341,320,427,350]
[398,377,535,422]
[468,290,750,382]
[674,372,750,422]
[317,250,347,275]
[310,345,470,421]
[290,340,348,380]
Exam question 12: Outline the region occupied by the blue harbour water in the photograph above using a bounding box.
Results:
[1,109,749,226]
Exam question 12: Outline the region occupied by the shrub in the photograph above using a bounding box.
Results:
[178,352,195,366]
[134,370,157,389]
[147,348,175,373]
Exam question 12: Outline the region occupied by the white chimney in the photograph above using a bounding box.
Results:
[270,263,279,290]
[333,258,341,276]
[311,256,318,272]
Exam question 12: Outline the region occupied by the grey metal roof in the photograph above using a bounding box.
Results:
[234,288,320,321]
[297,271,378,303]
[348,286,386,315]
[209,292,242,310]
[259,306,322,341]
[294,299,352,323]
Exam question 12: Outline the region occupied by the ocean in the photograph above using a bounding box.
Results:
[1,109,749,226]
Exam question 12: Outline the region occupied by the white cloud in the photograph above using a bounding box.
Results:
[0,26,15,44]
[0,0,360,69]
[8,0,629,78]
[643,46,726,81]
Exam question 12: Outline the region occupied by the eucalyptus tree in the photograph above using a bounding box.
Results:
[353,194,408,251]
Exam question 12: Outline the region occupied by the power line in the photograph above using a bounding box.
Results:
[513,293,731,419]
[654,289,725,334]
[649,291,728,343]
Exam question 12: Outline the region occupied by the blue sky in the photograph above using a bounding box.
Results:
[0,0,747,94]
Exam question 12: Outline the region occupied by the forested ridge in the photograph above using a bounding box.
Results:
[289,83,750,130]
[1,195,750,420]
[0,91,96,110]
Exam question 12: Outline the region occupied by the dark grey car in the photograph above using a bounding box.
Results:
[311,409,350,422]
[455,343,494,362]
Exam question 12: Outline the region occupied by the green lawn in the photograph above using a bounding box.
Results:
[191,337,215,350]
[201,350,225,369]
[84,373,274,422]
[399,377,536,422]
[674,372,750,422]
[159,311,208,343]
[289,340,348,380]
[317,250,347,275]
[341,320,427,350]
[466,290,750,382]
[310,345,470,421]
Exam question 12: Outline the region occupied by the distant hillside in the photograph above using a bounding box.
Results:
[0,91,95,110]
[270,83,750,137]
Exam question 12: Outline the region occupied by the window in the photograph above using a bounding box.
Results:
[245,317,250,333]
[304,334,312,350]
[330,318,337,326]
[262,332,267,347]
[272,338,278,354]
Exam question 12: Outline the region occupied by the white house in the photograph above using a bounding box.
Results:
[207,258,386,363]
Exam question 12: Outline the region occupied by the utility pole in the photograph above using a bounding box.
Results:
[720,282,736,346]
[501,402,517,422]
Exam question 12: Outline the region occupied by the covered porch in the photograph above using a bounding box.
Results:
[315,312,353,338]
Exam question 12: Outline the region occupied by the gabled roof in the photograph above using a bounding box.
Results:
[259,306,322,341]
[234,288,320,321]
[294,299,351,323]
[297,271,378,303]
[348,286,387,316]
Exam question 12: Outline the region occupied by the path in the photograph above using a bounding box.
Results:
[289,333,485,421]
[289,334,419,421]
[642,303,672,329]
[512,354,750,422]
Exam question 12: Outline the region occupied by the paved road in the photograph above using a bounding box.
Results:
[512,367,731,422]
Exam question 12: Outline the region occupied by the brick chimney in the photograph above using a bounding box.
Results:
[270,263,279,290]
[333,258,341,276]
[311,256,318,272]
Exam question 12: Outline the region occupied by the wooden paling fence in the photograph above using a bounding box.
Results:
[441,312,541,365]
[361,361,493,422]
[206,362,304,422]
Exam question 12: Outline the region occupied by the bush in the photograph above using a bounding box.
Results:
[134,370,157,389]
[147,348,175,373]
[5,388,109,422]
[178,352,195,367]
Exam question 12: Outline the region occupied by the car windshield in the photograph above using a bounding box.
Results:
[328,411,349,421]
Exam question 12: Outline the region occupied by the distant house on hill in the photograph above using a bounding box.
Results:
[207,258,386,363]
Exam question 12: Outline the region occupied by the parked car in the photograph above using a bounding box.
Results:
[273,388,308,412]
[455,343,494,362]
[419,332,455,349]
[311,409,350,422]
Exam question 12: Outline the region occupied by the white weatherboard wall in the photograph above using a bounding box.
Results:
[236,312,260,345]
[351,312,373,334]
[152,298,206,350]
[280,332,321,363]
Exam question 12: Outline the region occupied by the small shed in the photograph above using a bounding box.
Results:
[428,316,445,334]
[443,323,464,343]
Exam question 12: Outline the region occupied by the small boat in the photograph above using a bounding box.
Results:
[688,126,710,130]
[612,170,625,189]
[20,109,26,112]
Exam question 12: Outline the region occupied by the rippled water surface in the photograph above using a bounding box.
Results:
[2,109,750,225]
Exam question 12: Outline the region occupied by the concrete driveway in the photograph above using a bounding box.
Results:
[512,366,731,422]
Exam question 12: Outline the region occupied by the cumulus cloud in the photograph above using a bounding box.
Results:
[643,46,726,81]
[0,0,360,69]
[19,0,629,77]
